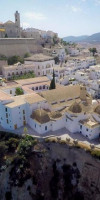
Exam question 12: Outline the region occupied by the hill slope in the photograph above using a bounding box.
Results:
[63,32,100,43]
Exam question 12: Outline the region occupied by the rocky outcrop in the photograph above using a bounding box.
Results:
[0,141,100,200]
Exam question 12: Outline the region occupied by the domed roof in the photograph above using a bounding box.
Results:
[4,20,14,24]
[68,102,82,113]
[94,105,100,115]
[50,111,62,119]
[31,109,50,124]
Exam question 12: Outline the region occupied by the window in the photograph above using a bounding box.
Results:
[5,108,7,112]
[23,116,25,120]
[39,86,42,90]
[60,100,65,103]
[45,126,47,131]
[23,110,25,114]
[7,119,9,124]
[80,125,82,129]
[10,90,12,94]
[6,113,8,118]
[66,119,67,122]
[86,129,88,131]
[35,124,36,128]
[43,85,45,89]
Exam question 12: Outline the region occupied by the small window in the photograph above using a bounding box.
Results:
[86,128,88,131]
[5,108,7,112]
[80,125,82,129]
[39,86,42,90]
[7,119,9,124]
[66,119,67,122]
[10,90,12,94]
[23,116,25,120]
[45,126,47,131]
[6,113,8,118]
[23,110,25,114]
[35,124,36,128]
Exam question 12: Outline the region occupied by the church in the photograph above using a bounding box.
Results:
[0,11,21,38]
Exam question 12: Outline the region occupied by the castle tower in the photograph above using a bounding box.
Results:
[15,11,21,37]
[80,85,87,101]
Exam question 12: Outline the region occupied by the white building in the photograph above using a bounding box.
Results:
[2,62,34,80]
[89,65,100,80]
[25,54,55,76]
[0,84,100,140]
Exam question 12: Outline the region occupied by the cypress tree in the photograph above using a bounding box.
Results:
[50,69,56,90]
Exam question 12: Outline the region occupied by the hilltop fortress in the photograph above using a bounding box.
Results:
[0,11,58,56]
[0,11,58,39]
[0,11,21,38]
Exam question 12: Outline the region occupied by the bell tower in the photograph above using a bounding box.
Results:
[15,11,21,37]
[15,11,20,28]
[80,85,87,101]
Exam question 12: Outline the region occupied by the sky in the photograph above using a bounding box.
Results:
[0,0,100,37]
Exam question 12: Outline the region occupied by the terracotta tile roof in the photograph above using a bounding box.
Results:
[40,85,80,104]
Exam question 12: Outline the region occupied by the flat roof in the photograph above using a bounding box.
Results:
[25,93,46,104]
[6,99,25,108]
[15,77,49,86]
[25,54,54,62]
[80,118,99,128]
[0,90,11,101]
[40,85,80,104]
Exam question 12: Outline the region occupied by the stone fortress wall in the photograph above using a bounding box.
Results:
[0,38,42,57]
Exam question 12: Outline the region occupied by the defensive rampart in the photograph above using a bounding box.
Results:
[0,38,42,57]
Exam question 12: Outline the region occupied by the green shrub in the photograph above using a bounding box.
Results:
[9,71,35,80]
[6,138,20,151]
[8,55,24,65]
[15,87,24,96]
[0,131,20,141]
[91,149,100,158]
[0,141,8,157]
[24,52,30,58]
[59,140,66,144]
[17,135,37,156]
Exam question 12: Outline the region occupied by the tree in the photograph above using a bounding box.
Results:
[5,33,8,38]
[15,87,24,96]
[89,47,97,56]
[54,56,60,64]
[23,127,28,135]
[53,34,58,45]
[8,55,24,65]
[50,69,56,90]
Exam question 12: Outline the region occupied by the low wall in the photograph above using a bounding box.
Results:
[0,38,42,57]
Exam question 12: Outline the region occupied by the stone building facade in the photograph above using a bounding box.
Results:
[0,11,21,38]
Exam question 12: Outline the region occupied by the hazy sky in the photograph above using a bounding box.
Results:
[0,0,100,37]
